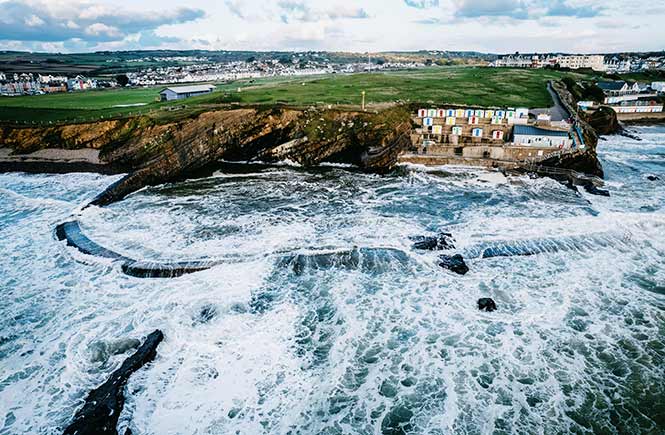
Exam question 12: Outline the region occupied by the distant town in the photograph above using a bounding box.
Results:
[0,52,427,95]
[1,50,664,121]
[2,50,664,97]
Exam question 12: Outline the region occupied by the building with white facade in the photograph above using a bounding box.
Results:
[556,55,606,71]
[159,84,216,101]
[513,125,571,148]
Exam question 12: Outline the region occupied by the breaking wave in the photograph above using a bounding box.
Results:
[1,126,665,434]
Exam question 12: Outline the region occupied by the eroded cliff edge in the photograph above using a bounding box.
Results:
[1,105,413,205]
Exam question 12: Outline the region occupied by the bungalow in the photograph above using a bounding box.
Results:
[513,125,571,148]
[159,84,215,101]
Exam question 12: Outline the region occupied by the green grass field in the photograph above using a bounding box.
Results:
[0,67,595,124]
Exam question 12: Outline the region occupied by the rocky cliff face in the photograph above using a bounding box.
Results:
[584,106,621,136]
[2,106,413,205]
[546,81,605,177]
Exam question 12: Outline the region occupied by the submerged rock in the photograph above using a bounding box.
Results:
[411,232,456,251]
[478,298,497,312]
[63,330,164,435]
[438,254,469,275]
[89,338,141,365]
[196,304,218,324]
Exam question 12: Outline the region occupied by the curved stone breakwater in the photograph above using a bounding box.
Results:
[55,220,221,278]
[57,213,630,280]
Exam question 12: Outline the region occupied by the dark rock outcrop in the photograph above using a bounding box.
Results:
[585,106,621,136]
[63,330,164,435]
[411,232,456,251]
[478,298,497,312]
[536,148,604,179]
[582,182,610,197]
[438,254,469,275]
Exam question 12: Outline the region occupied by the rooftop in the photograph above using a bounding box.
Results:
[513,125,569,137]
[160,84,216,94]
[597,81,626,91]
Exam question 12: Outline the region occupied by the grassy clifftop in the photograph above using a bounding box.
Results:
[0,67,596,124]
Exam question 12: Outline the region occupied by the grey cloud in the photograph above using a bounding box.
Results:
[454,0,529,19]
[546,0,602,18]
[224,0,247,19]
[404,0,439,9]
[277,1,370,23]
[0,1,204,43]
[452,0,601,20]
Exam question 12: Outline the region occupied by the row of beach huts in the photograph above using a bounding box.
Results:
[414,107,573,148]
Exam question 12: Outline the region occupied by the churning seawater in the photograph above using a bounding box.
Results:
[1,126,664,435]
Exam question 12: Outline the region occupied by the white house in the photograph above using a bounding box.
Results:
[159,84,216,101]
[652,82,665,93]
[513,125,571,148]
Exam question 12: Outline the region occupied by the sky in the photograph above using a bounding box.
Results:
[0,0,663,54]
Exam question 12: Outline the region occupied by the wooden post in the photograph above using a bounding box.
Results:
[361,91,366,111]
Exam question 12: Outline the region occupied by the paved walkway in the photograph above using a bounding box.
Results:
[531,82,571,122]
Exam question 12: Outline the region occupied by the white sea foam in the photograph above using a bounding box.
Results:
[1,128,664,434]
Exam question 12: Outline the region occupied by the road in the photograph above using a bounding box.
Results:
[531,82,571,122]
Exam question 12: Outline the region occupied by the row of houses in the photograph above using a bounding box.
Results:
[596,80,664,113]
[0,73,98,96]
[490,54,606,71]
[491,53,665,73]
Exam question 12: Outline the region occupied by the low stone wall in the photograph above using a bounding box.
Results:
[616,112,665,122]
[409,145,561,162]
